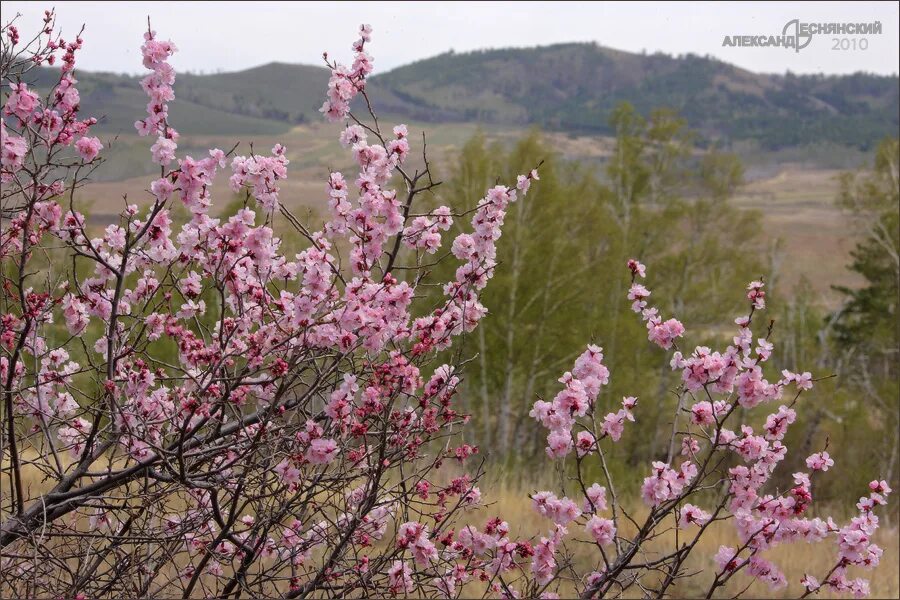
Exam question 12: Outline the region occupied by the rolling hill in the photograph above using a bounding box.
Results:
[370,43,899,150]
[21,42,899,150]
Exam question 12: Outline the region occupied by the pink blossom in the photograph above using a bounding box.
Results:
[681,436,700,456]
[387,560,413,594]
[746,280,766,309]
[5,82,40,121]
[307,438,339,465]
[627,283,650,313]
[531,534,558,585]
[781,369,814,391]
[150,177,175,202]
[546,429,573,459]
[806,451,834,472]
[229,145,290,210]
[74,136,103,161]
[532,492,581,526]
[600,410,626,442]
[585,516,616,546]
[713,546,741,572]
[576,430,596,457]
[583,483,608,513]
[627,258,646,278]
[647,317,685,350]
[61,294,89,335]
[150,136,177,166]
[1,120,29,177]
[801,574,820,591]
[274,459,301,485]
[678,504,711,527]
[397,521,437,565]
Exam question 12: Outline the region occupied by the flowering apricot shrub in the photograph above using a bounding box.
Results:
[0,12,890,599]
[525,262,889,598]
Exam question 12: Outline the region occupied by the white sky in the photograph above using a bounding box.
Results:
[4,1,899,76]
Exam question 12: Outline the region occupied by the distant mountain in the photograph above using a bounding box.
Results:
[370,43,899,150]
[23,43,898,149]
[27,62,330,136]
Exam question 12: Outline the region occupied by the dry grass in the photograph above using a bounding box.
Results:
[732,167,863,309]
[474,474,899,599]
[5,451,898,598]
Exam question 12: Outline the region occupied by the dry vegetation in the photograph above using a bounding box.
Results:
[9,451,897,599]
[476,474,899,599]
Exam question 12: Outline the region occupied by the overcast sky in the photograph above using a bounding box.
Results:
[5,1,899,76]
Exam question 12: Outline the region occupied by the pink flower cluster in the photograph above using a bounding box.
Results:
[229,144,290,211]
[397,521,438,566]
[134,30,178,164]
[412,170,539,354]
[627,260,685,349]
[2,20,100,184]
[528,483,615,585]
[320,24,373,121]
[640,460,698,506]
[529,344,639,458]
[402,206,453,254]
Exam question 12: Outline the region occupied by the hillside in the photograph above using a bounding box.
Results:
[21,42,898,149]
[370,43,899,150]
[26,62,329,136]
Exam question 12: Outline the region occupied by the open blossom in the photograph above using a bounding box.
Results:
[747,556,787,590]
[151,136,177,165]
[274,459,301,485]
[531,534,558,585]
[61,294,90,335]
[397,521,438,566]
[781,369,814,391]
[575,430,595,457]
[678,503,711,527]
[641,461,697,506]
[763,405,796,441]
[339,124,366,147]
[585,516,616,545]
[1,119,29,177]
[681,436,700,456]
[5,82,40,121]
[387,560,413,594]
[627,258,646,278]
[600,410,626,441]
[320,24,372,121]
[801,574,820,591]
[647,317,685,350]
[178,271,203,298]
[546,429,573,459]
[150,177,175,202]
[74,136,103,161]
[690,401,715,426]
[307,438,339,465]
[516,168,539,195]
[531,344,610,456]
[627,263,685,349]
[714,546,741,572]
[806,451,834,472]
[746,280,766,309]
[532,492,581,526]
[229,145,290,210]
[627,283,650,312]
